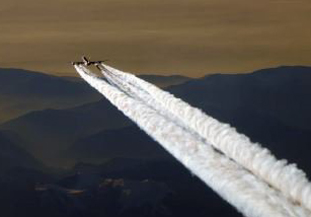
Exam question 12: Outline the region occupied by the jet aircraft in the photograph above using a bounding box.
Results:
[72,56,108,66]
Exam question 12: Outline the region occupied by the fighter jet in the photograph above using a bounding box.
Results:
[71,56,108,66]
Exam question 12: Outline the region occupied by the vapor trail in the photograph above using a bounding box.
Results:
[100,63,311,211]
[98,65,198,136]
[75,65,310,217]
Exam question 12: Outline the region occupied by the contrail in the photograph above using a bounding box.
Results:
[75,65,310,217]
[98,65,200,138]
[100,63,311,211]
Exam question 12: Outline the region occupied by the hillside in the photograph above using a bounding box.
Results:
[0,65,309,217]
[0,100,132,166]
[0,68,190,123]
[0,68,102,123]
[0,69,190,166]
[0,131,42,171]
[67,126,170,163]
[1,66,310,171]
[169,66,311,131]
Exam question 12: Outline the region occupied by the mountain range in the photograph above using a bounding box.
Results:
[0,130,42,171]
[0,68,189,166]
[1,66,310,173]
[0,68,190,124]
[0,65,310,217]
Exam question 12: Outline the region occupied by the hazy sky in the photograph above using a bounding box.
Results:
[0,0,310,77]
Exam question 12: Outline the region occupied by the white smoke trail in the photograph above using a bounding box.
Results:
[75,65,310,217]
[100,63,311,211]
[98,65,200,138]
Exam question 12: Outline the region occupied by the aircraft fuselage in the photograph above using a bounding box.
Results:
[72,56,108,66]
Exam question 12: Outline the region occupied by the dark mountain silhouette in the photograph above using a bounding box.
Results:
[139,74,190,87]
[0,68,102,123]
[0,130,42,171]
[169,66,311,131]
[0,68,190,123]
[1,66,310,172]
[67,126,170,163]
[0,99,132,166]
[68,107,311,176]
[0,69,190,166]
[65,66,311,174]
[0,158,243,217]
[167,66,311,176]
[1,66,310,217]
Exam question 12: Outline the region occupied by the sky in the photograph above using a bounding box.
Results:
[0,0,310,77]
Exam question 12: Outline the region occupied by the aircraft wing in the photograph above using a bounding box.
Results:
[71,61,84,65]
[90,60,109,64]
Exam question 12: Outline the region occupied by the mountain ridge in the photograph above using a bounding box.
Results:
[0,130,43,171]
[0,67,192,123]
[1,65,310,169]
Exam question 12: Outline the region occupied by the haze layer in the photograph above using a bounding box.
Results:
[0,0,310,76]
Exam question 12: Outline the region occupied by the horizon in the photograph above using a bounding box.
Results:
[1,64,311,78]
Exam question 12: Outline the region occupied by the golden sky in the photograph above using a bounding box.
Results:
[0,0,310,77]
